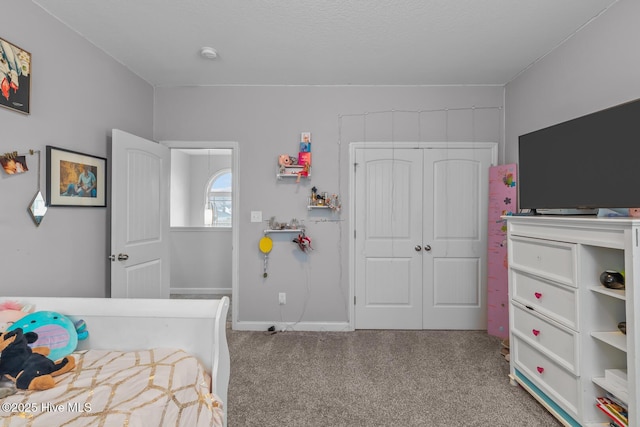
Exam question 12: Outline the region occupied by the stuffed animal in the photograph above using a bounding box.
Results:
[278,154,298,172]
[0,301,33,332]
[293,232,313,252]
[278,154,294,167]
[7,311,88,361]
[0,328,75,390]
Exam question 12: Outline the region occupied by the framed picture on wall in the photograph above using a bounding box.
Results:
[46,146,107,207]
[0,37,31,115]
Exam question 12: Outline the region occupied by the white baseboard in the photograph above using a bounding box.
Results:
[170,287,231,296]
[232,321,352,332]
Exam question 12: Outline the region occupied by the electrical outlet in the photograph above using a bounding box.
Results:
[251,211,262,223]
[279,292,286,305]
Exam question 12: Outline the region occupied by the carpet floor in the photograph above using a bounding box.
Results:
[227,329,562,427]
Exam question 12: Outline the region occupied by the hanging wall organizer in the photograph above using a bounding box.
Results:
[276,132,312,181]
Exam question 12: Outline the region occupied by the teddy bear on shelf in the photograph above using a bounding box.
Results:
[0,328,75,391]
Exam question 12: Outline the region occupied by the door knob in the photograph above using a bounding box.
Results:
[424,245,432,252]
[415,245,422,252]
[117,253,129,261]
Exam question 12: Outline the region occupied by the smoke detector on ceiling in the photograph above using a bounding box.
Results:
[200,47,218,60]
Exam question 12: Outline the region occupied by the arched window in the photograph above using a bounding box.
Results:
[204,169,232,227]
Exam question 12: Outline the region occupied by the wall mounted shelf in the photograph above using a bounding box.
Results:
[264,228,305,235]
[307,188,340,211]
[277,165,310,179]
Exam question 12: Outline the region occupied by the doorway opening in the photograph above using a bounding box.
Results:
[162,141,238,325]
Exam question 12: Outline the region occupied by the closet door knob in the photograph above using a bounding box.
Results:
[117,253,129,261]
[415,245,422,252]
[424,245,432,252]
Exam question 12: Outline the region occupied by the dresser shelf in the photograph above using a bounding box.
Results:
[591,285,626,300]
[592,376,628,405]
[591,331,627,352]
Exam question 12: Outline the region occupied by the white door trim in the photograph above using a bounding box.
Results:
[349,141,498,330]
[161,140,239,329]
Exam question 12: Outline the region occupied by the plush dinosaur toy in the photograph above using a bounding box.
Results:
[0,328,75,390]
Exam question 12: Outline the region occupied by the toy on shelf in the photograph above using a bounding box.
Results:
[308,186,341,211]
[278,154,297,172]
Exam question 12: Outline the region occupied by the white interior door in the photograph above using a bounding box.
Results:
[110,129,170,298]
[422,148,493,329]
[354,148,424,329]
[353,143,495,330]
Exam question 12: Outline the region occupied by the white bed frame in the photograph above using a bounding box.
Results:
[0,296,230,425]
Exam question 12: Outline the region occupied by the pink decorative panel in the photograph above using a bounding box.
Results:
[487,164,517,339]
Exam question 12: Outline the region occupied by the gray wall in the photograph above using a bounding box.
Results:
[170,150,191,226]
[170,228,232,293]
[0,1,153,297]
[154,86,504,325]
[505,0,640,165]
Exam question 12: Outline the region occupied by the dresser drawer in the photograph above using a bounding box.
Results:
[512,336,579,418]
[511,303,578,373]
[510,236,577,287]
[511,270,578,330]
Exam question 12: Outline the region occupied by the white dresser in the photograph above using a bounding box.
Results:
[505,216,639,426]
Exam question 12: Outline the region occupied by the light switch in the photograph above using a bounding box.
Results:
[251,211,262,223]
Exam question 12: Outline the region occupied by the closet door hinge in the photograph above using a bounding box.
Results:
[354,296,356,305]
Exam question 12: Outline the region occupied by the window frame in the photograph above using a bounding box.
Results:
[205,168,232,228]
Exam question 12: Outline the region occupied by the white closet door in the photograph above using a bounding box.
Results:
[354,148,424,329]
[422,148,493,329]
[354,144,494,330]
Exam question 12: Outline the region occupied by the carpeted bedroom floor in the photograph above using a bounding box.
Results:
[170,294,561,426]
[226,328,563,427]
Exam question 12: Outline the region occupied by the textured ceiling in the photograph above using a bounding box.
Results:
[33,0,618,87]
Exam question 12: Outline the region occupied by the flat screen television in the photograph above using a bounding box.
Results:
[518,98,640,213]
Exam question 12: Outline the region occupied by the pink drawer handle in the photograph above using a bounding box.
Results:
[534,292,542,299]
[537,366,544,374]
[532,329,540,336]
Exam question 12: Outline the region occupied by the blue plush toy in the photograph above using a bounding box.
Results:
[6,311,88,362]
